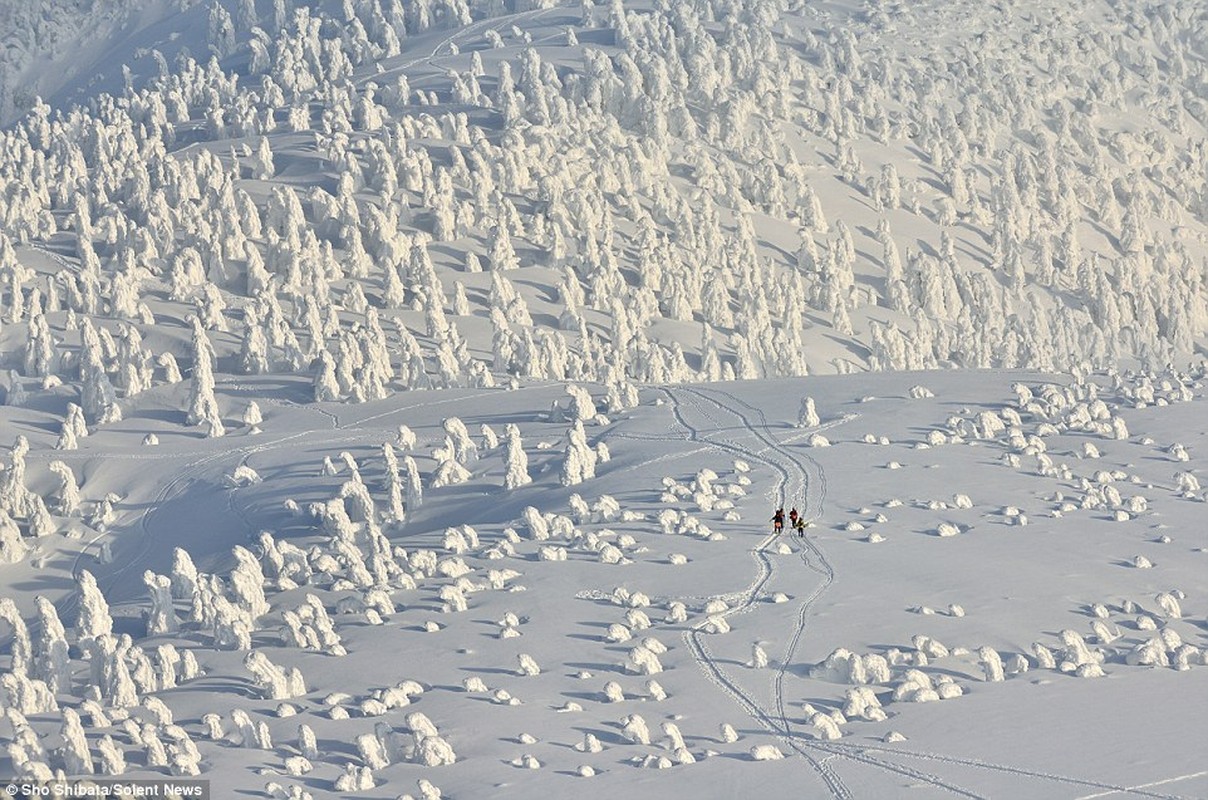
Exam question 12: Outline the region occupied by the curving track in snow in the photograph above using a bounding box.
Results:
[371,6,562,82]
[664,386,1188,800]
[664,386,1024,799]
[663,385,854,798]
[688,388,840,739]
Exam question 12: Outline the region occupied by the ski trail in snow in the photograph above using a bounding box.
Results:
[678,386,876,797]
[1072,770,1208,799]
[662,386,854,799]
[379,7,557,77]
[667,389,780,618]
[685,388,1187,800]
[690,387,840,739]
[667,387,1003,799]
[817,741,1192,800]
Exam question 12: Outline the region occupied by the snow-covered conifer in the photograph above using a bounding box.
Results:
[503,424,531,489]
[480,423,499,452]
[314,351,341,402]
[797,396,820,428]
[186,320,224,436]
[97,735,126,776]
[488,222,519,271]
[810,712,842,741]
[80,361,122,426]
[0,598,31,673]
[33,597,70,692]
[621,714,651,745]
[404,456,423,510]
[442,417,478,464]
[517,653,541,676]
[394,425,417,450]
[431,437,472,487]
[170,548,199,600]
[59,707,94,774]
[977,646,1005,682]
[565,385,597,422]
[561,421,598,486]
[239,308,270,375]
[244,651,307,699]
[381,445,406,524]
[230,546,269,620]
[75,570,113,646]
[243,401,263,432]
[1155,592,1182,619]
[157,352,182,384]
[144,571,178,635]
[253,137,274,180]
[800,184,829,233]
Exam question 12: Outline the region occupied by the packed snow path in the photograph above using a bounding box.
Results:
[664,386,858,797]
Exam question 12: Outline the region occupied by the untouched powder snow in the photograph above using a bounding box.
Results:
[0,0,1206,798]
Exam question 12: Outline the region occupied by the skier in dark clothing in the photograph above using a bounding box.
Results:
[788,507,799,527]
[771,507,785,534]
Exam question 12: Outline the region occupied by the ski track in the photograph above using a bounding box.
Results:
[673,388,1187,800]
[688,387,839,735]
[667,386,1012,799]
[662,385,854,799]
[1073,770,1208,800]
[382,7,557,77]
[817,741,1193,800]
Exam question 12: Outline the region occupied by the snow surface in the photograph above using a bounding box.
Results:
[1,0,1207,798]
[2,369,1205,798]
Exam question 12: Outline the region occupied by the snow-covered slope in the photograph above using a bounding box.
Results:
[1,368,1206,798]
[2,0,1207,403]
[1,1,1207,798]
[0,0,164,124]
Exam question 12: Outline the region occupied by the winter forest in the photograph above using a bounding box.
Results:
[0,0,1205,797]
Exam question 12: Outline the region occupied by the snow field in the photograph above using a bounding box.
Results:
[0,0,1206,796]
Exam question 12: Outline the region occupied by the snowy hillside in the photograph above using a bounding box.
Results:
[1,368,1206,798]
[2,0,1207,395]
[0,0,1206,798]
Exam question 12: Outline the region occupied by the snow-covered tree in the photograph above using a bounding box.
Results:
[431,437,472,487]
[404,456,423,510]
[186,320,224,436]
[797,396,820,428]
[75,570,113,646]
[561,421,598,486]
[503,423,531,489]
[442,417,478,464]
[488,221,520,271]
